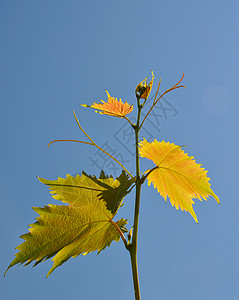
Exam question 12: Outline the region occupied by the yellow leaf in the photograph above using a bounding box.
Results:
[139,139,220,222]
[82,90,133,118]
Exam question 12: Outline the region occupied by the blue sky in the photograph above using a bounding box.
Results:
[1,1,238,299]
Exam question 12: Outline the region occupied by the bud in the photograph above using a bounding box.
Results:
[135,70,154,100]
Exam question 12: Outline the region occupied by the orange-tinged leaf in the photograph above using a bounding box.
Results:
[82,90,133,118]
[139,139,220,222]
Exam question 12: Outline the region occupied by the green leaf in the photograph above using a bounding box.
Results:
[5,171,134,277]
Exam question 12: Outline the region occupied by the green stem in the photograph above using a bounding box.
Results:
[129,244,141,300]
[128,97,142,300]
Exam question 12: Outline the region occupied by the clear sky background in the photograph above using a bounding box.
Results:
[1,1,238,299]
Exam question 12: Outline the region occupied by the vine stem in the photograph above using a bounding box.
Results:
[126,74,186,300]
[127,96,142,300]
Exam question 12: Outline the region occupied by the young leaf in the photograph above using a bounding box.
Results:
[82,90,133,118]
[5,171,134,277]
[139,139,220,222]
